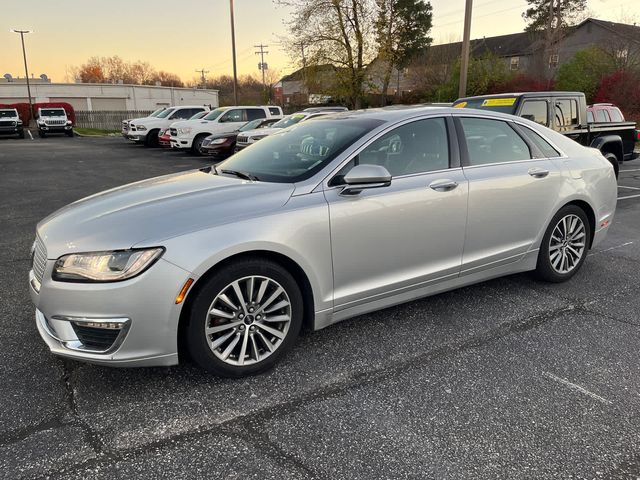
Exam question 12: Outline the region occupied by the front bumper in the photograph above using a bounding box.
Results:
[30,257,193,367]
[39,124,73,133]
[170,136,193,149]
[0,126,22,135]
[126,132,147,142]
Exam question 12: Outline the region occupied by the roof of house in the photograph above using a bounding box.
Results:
[280,64,340,83]
[582,18,640,44]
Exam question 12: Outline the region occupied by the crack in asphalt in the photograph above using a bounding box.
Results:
[35,303,574,479]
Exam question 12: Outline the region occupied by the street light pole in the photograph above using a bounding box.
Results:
[458,0,473,99]
[229,0,239,105]
[11,29,34,124]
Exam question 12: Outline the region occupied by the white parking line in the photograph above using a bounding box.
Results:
[618,193,640,200]
[542,372,612,405]
[618,185,640,190]
[589,241,634,256]
[620,168,640,173]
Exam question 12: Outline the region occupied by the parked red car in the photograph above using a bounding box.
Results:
[587,103,625,123]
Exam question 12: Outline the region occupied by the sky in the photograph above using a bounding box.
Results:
[1,0,638,84]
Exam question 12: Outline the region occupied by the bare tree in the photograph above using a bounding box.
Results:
[278,0,377,108]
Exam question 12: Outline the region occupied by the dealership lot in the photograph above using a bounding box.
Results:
[1,136,640,479]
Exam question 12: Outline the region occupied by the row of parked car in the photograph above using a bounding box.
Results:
[0,107,74,139]
[121,105,348,159]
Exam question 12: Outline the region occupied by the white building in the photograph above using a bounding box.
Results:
[0,81,219,111]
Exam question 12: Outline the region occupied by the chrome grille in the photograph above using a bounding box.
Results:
[237,135,248,144]
[0,120,16,127]
[32,236,47,283]
[46,119,66,126]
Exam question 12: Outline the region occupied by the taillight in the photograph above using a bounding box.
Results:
[636,130,640,141]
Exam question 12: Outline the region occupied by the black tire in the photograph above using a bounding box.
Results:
[66,129,74,137]
[186,258,303,377]
[603,152,619,179]
[144,129,160,147]
[38,130,46,138]
[191,134,208,155]
[18,130,25,139]
[535,205,591,283]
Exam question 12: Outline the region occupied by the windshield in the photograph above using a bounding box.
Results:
[150,108,166,117]
[239,119,264,131]
[156,108,175,119]
[453,97,518,114]
[272,114,307,129]
[0,110,17,118]
[189,111,207,120]
[41,109,65,117]
[218,118,383,183]
[203,108,227,121]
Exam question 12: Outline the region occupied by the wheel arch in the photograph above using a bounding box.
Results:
[177,249,316,361]
[562,199,596,248]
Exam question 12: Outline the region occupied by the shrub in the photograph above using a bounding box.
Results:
[0,103,32,124]
[594,70,640,121]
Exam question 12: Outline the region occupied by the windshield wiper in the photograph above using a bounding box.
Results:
[220,169,260,181]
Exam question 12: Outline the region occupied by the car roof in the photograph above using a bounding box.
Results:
[456,91,584,102]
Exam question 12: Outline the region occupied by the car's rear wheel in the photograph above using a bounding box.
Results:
[186,258,303,377]
[191,134,208,155]
[535,205,591,283]
[604,152,619,179]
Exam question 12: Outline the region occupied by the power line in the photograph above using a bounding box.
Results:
[195,68,209,88]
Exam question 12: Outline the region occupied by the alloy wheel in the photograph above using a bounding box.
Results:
[204,275,292,366]
[549,214,586,274]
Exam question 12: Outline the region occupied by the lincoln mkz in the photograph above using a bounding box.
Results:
[29,107,617,376]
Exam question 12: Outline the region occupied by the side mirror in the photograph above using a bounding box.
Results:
[340,164,392,196]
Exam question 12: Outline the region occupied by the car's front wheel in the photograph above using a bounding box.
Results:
[191,134,208,155]
[186,258,303,377]
[535,205,591,283]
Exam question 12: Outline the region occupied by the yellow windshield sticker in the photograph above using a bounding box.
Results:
[482,98,516,107]
[453,102,467,108]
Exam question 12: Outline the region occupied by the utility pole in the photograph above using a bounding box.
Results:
[458,0,473,99]
[255,43,269,88]
[229,0,239,105]
[11,29,34,124]
[195,68,209,89]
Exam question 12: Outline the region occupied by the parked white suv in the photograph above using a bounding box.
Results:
[170,105,283,154]
[127,105,209,147]
[37,107,73,138]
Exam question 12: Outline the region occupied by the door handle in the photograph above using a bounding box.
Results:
[528,167,549,178]
[429,179,459,192]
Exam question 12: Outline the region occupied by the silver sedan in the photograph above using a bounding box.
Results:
[29,107,617,376]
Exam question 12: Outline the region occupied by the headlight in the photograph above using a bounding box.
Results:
[52,248,164,282]
[137,125,147,131]
[178,127,192,135]
[210,138,227,145]
[66,120,72,125]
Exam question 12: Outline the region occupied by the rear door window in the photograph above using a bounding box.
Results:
[459,117,532,166]
[246,109,267,121]
[520,100,548,126]
[595,109,608,122]
[221,109,245,123]
[609,108,624,122]
[268,107,281,116]
[554,99,579,131]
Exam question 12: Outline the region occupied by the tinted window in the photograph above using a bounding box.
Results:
[218,118,383,183]
[269,107,281,115]
[221,109,244,122]
[353,118,449,177]
[156,108,175,119]
[520,100,548,126]
[587,111,594,123]
[595,109,607,122]
[609,108,624,122]
[171,108,196,120]
[41,109,66,117]
[246,109,267,121]
[554,99,578,131]
[460,117,531,165]
[520,126,561,158]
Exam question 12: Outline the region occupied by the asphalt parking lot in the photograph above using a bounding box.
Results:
[1,135,640,479]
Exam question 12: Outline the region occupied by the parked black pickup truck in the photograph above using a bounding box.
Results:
[453,91,638,177]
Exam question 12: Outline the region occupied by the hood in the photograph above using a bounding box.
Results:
[37,170,295,258]
[129,116,154,124]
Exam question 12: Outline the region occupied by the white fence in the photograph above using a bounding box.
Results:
[75,110,154,130]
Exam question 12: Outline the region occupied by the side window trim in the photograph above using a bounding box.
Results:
[510,123,545,159]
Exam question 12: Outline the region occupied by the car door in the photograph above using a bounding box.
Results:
[454,115,564,275]
[219,108,248,130]
[324,116,469,311]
